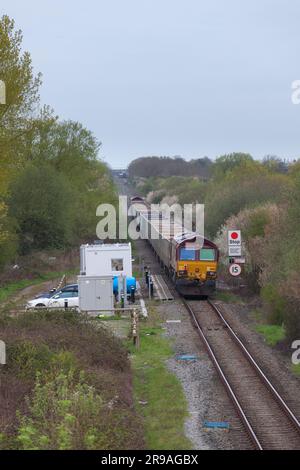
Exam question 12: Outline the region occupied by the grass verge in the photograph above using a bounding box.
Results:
[214,291,243,304]
[255,324,286,346]
[128,310,192,450]
[0,309,143,449]
[291,364,300,376]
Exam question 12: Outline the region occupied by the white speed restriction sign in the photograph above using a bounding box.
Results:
[229,263,242,277]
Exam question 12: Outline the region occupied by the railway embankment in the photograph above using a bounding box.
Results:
[129,238,243,449]
[0,309,144,450]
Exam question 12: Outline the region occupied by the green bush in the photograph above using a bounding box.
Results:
[9,164,74,252]
[7,341,79,381]
[205,171,286,237]
[8,341,54,380]
[261,284,286,325]
[283,300,300,342]
[16,362,136,450]
[0,309,143,450]
[16,368,104,450]
[255,324,285,346]
[0,202,18,267]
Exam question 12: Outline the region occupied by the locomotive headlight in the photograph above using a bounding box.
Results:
[207,271,216,278]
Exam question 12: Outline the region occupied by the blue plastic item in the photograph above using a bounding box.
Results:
[176,354,198,361]
[203,421,230,430]
[113,276,136,294]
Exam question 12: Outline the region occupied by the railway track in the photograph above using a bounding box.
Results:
[183,299,300,450]
[123,188,300,449]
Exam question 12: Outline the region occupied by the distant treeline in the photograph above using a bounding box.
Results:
[134,152,300,342]
[128,156,213,179]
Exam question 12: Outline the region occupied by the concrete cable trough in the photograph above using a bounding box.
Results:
[151,274,174,301]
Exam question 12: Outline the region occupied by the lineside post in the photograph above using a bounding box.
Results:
[132,309,140,348]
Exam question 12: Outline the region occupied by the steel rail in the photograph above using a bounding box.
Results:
[208,299,300,435]
[182,299,263,450]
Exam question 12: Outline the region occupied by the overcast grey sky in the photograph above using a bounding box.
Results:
[2,0,300,167]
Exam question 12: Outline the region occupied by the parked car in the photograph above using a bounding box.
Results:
[26,285,79,310]
[33,283,78,299]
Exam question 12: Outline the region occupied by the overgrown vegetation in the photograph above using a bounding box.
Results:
[255,324,286,347]
[0,309,143,449]
[0,268,76,304]
[214,291,243,304]
[292,364,300,376]
[214,167,300,341]
[133,153,300,345]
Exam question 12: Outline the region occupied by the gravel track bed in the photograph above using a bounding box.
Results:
[157,301,251,449]
[117,181,296,449]
[217,301,300,423]
[135,239,251,449]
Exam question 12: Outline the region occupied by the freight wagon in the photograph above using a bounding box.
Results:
[130,196,219,297]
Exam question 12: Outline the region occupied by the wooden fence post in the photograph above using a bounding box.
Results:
[132,309,140,348]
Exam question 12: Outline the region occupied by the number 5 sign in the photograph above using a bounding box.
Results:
[229,263,242,277]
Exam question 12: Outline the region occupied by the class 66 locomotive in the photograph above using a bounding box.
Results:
[130,196,219,298]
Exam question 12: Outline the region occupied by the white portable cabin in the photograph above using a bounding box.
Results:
[80,243,132,277]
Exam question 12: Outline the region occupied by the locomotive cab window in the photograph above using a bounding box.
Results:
[200,249,215,261]
[179,248,196,261]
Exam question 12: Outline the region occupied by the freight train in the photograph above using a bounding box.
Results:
[130,196,219,297]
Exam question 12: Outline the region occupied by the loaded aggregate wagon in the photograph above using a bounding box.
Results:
[131,196,219,297]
